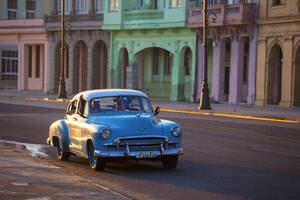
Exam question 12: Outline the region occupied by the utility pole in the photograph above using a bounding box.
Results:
[58,0,67,98]
[198,0,211,110]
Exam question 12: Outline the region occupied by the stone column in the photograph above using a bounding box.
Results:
[195,37,203,102]
[170,41,185,101]
[229,38,245,104]
[212,38,226,103]
[68,42,75,94]
[279,37,293,107]
[17,43,25,90]
[87,41,94,90]
[43,43,49,93]
[247,28,258,105]
[255,38,267,106]
[47,40,56,93]
[71,0,76,15]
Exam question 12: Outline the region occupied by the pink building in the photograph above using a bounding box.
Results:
[0,0,51,92]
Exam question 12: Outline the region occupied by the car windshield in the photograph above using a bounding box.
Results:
[89,96,153,114]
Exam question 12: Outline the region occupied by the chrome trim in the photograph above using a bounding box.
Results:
[113,135,168,143]
[95,148,184,158]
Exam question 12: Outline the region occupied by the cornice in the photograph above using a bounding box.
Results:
[256,16,300,25]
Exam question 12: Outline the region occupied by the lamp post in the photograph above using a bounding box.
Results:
[198,0,216,110]
[58,0,67,98]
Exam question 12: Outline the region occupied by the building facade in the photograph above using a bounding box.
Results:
[102,0,197,101]
[44,0,110,94]
[0,0,51,91]
[188,0,258,104]
[255,0,300,107]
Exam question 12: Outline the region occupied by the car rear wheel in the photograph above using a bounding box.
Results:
[56,141,70,161]
[162,155,178,169]
[88,142,105,171]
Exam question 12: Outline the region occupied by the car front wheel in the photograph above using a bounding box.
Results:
[88,142,105,171]
[56,141,70,161]
[162,155,178,169]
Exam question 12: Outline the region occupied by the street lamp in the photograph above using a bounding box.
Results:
[198,0,216,110]
[58,0,67,98]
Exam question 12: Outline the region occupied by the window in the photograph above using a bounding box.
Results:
[95,0,105,13]
[164,51,172,76]
[28,46,32,78]
[78,98,88,116]
[110,0,119,11]
[1,51,18,80]
[57,0,72,15]
[272,0,282,6]
[7,0,17,19]
[225,0,233,5]
[152,48,159,76]
[35,46,40,78]
[76,0,89,14]
[26,0,35,19]
[67,100,78,115]
[170,0,182,8]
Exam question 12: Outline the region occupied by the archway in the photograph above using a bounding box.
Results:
[136,47,172,99]
[54,41,69,93]
[294,46,300,106]
[267,44,283,105]
[92,40,107,89]
[73,41,87,93]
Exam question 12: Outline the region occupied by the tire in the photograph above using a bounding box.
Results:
[162,155,178,169]
[88,142,105,171]
[56,141,70,161]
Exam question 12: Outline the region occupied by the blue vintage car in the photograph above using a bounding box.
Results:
[47,89,183,170]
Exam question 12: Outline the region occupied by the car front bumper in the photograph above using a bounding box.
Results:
[95,148,183,158]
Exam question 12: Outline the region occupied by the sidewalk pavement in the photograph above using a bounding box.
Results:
[1,89,300,123]
[0,141,127,200]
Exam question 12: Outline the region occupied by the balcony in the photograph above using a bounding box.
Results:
[188,2,256,28]
[44,13,103,31]
[123,10,164,22]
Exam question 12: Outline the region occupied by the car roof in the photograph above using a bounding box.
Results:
[72,89,148,100]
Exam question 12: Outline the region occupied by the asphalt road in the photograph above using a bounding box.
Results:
[1,102,300,200]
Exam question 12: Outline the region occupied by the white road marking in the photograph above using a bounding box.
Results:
[252,147,300,158]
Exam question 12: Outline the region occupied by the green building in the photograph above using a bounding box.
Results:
[103,0,198,101]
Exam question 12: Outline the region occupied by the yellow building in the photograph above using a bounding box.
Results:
[256,0,300,107]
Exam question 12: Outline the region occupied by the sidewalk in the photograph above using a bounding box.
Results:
[0,141,127,200]
[1,89,300,122]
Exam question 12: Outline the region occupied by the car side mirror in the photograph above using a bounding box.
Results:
[154,106,160,116]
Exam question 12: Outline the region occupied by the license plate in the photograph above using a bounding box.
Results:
[136,152,157,159]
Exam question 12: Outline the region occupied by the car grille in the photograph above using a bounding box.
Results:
[104,137,178,152]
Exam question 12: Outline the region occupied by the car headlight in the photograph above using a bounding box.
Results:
[100,128,111,140]
[171,127,182,137]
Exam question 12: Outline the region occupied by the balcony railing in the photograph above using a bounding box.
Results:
[188,2,256,27]
[123,10,164,21]
[44,13,103,23]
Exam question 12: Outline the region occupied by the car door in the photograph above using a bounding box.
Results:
[74,96,89,155]
[65,99,81,153]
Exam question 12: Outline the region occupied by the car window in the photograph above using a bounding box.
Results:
[122,96,152,112]
[78,98,88,116]
[67,100,78,115]
[90,96,122,114]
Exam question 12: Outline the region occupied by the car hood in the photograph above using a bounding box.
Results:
[87,112,164,137]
